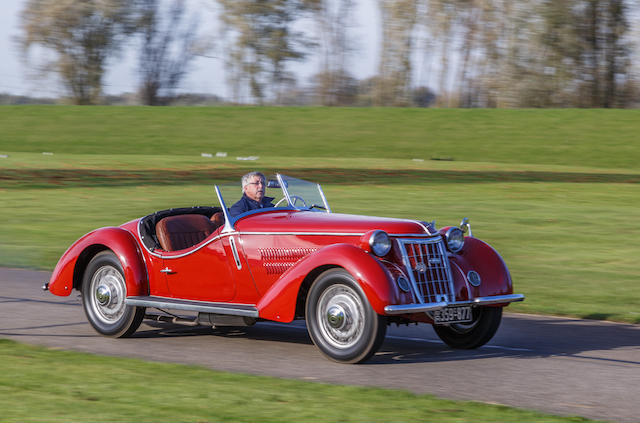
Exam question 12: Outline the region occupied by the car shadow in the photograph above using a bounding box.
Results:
[134,319,315,345]
[131,314,640,365]
[369,315,640,365]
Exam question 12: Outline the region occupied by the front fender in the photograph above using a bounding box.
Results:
[257,243,395,322]
[48,227,148,298]
[449,236,513,301]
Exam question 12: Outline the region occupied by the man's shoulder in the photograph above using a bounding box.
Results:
[229,196,248,213]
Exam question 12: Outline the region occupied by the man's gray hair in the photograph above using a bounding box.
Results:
[241,171,266,190]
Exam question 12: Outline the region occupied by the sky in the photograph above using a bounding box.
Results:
[0,0,379,100]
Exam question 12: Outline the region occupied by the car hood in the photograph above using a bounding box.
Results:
[234,210,430,235]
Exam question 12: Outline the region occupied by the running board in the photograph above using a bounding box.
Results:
[125,296,259,318]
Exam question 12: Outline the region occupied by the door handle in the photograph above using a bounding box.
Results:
[160,267,175,274]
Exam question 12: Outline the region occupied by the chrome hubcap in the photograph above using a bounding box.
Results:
[317,284,365,349]
[326,305,346,329]
[89,265,125,324]
[96,285,112,306]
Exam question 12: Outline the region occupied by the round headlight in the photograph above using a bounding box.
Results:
[369,230,392,257]
[445,227,465,253]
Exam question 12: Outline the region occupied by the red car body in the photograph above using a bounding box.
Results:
[46,174,523,363]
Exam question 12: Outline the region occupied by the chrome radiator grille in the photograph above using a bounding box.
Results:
[397,237,454,304]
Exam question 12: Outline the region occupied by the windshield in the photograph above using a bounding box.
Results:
[214,173,330,225]
[277,174,330,212]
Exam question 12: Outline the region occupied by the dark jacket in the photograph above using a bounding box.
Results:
[229,194,275,217]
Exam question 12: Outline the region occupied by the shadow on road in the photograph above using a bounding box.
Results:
[133,320,314,346]
[121,314,640,366]
[369,316,640,365]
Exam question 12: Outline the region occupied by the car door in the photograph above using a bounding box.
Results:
[159,228,236,302]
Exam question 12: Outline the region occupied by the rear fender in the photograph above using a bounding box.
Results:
[257,243,395,322]
[48,227,148,297]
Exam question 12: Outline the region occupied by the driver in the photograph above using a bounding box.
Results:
[229,171,275,217]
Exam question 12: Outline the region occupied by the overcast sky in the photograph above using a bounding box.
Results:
[0,0,379,99]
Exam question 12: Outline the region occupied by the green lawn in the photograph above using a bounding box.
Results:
[0,106,635,422]
[1,107,639,323]
[0,339,606,423]
[2,106,639,168]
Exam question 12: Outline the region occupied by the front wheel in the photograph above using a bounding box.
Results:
[81,251,145,337]
[433,306,502,349]
[305,269,386,363]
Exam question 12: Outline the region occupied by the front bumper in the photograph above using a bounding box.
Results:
[383,293,525,315]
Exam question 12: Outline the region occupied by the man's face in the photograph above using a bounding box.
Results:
[244,175,265,202]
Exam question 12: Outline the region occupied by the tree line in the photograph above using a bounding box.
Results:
[19,0,640,107]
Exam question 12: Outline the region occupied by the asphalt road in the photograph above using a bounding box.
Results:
[1,267,639,422]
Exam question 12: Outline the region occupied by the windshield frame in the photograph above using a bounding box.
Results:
[214,173,331,231]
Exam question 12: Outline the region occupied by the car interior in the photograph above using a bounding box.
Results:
[138,206,225,252]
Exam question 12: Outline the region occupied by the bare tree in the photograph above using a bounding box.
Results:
[530,0,631,107]
[308,0,356,105]
[20,0,134,104]
[136,0,199,105]
[376,0,419,106]
[217,0,312,104]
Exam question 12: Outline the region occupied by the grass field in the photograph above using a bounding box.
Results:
[0,339,607,423]
[1,106,639,324]
[2,106,640,168]
[0,106,636,422]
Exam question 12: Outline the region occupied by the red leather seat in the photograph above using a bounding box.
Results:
[156,214,216,252]
[210,211,225,228]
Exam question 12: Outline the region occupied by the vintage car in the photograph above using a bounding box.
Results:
[45,173,524,363]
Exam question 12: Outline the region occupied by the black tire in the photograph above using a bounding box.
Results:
[81,251,145,338]
[305,269,386,363]
[433,306,502,349]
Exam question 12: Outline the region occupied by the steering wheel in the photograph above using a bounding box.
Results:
[274,195,307,208]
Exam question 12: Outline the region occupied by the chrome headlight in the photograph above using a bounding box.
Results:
[369,230,392,257]
[445,227,465,253]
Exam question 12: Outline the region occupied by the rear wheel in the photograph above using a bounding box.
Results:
[305,269,386,363]
[81,251,145,337]
[433,306,502,349]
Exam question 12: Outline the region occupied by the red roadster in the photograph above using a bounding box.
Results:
[45,174,524,363]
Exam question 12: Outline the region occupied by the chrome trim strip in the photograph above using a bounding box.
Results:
[215,185,235,233]
[317,183,331,213]
[229,236,242,270]
[403,219,434,235]
[277,173,293,207]
[139,227,439,260]
[454,294,525,306]
[384,301,448,314]
[146,231,363,260]
[126,296,259,317]
[148,233,226,259]
[239,231,440,238]
[391,233,440,238]
[239,231,364,237]
[383,294,525,315]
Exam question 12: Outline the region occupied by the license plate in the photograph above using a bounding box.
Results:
[433,306,473,324]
